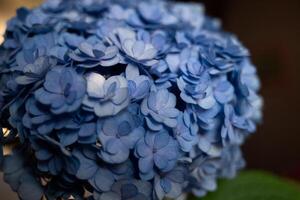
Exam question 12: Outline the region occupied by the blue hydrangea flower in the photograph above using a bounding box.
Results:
[97,106,145,164]
[73,149,115,192]
[189,154,221,197]
[42,0,68,13]
[125,64,151,101]
[34,67,86,114]
[44,178,85,200]
[50,33,85,63]
[213,79,235,104]
[189,103,221,132]
[177,47,216,109]
[171,3,205,29]
[174,31,191,50]
[221,37,250,60]
[15,56,56,86]
[187,104,223,157]
[106,4,132,21]
[95,179,152,200]
[149,60,169,78]
[154,72,178,90]
[2,148,44,200]
[219,146,246,179]
[83,72,130,118]
[197,133,223,158]
[108,28,158,66]
[173,111,199,152]
[141,89,180,131]
[24,9,50,30]
[148,57,178,90]
[137,30,171,56]
[109,160,134,180]
[80,0,108,14]
[202,45,236,76]
[154,165,188,200]
[8,99,29,143]
[238,60,261,93]
[15,33,57,67]
[22,97,69,135]
[57,111,97,146]
[2,149,28,191]
[235,59,263,122]
[30,135,72,175]
[0,73,19,97]
[135,129,180,180]
[221,104,255,146]
[128,1,178,29]
[69,36,120,68]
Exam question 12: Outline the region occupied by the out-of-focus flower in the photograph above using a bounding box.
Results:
[221,104,255,146]
[154,165,188,200]
[79,0,108,14]
[95,179,152,200]
[219,146,246,179]
[42,0,68,13]
[189,154,221,197]
[202,47,235,75]
[127,1,179,29]
[235,59,263,122]
[2,148,44,200]
[0,73,20,97]
[171,3,205,29]
[213,79,234,104]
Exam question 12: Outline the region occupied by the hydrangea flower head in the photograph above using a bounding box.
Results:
[0,0,262,199]
[34,67,86,114]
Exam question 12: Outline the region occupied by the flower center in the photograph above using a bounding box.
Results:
[64,83,72,97]
[118,121,132,137]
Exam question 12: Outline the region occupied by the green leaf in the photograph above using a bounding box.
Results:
[193,171,300,200]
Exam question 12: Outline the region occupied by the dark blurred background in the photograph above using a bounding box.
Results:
[0,0,300,199]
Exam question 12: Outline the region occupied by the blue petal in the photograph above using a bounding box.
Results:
[154,131,170,150]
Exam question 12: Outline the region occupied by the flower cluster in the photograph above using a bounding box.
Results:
[0,0,263,199]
